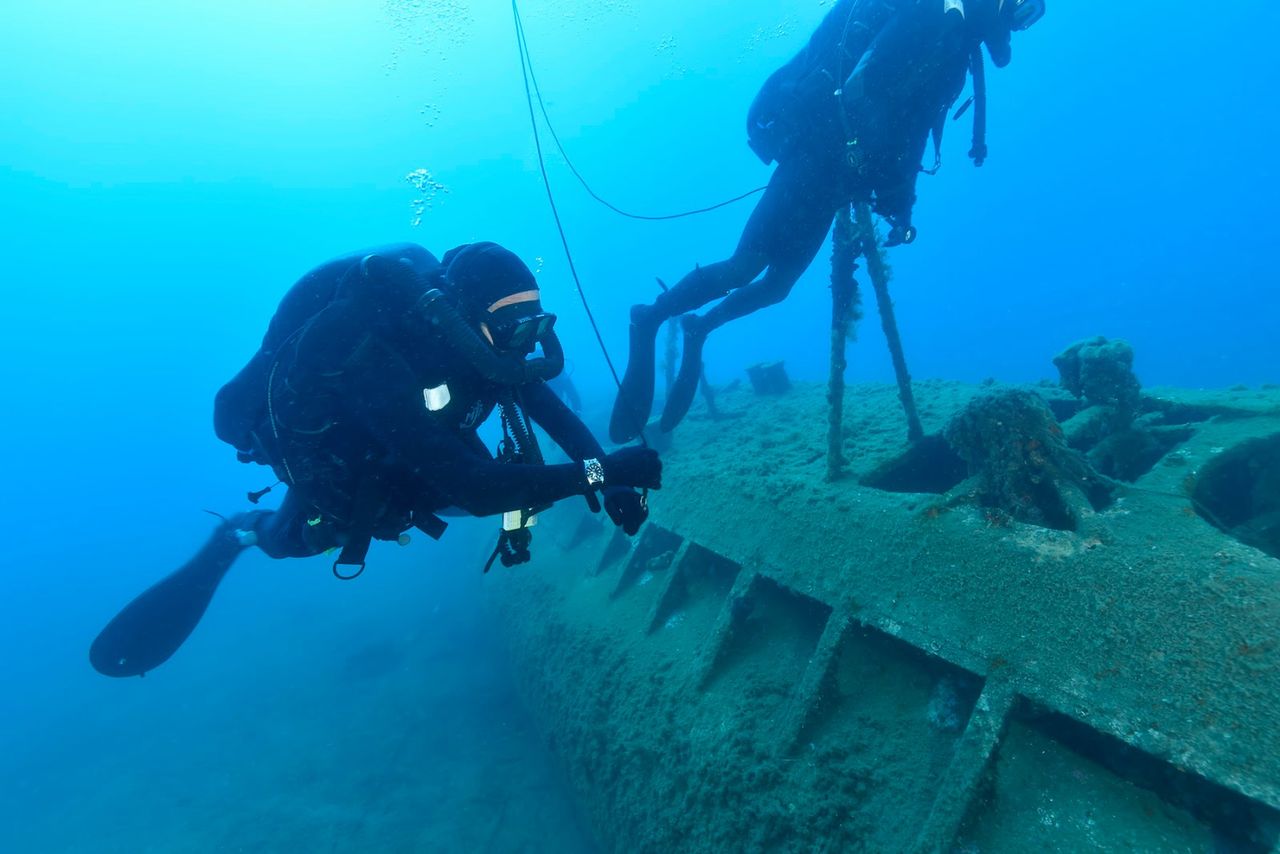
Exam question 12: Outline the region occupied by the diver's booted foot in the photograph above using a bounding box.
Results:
[610,303,663,444]
[659,315,708,433]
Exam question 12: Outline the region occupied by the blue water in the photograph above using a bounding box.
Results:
[1,1,1277,851]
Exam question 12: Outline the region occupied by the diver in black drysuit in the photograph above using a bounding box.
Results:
[91,242,661,678]
[610,0,1046,443]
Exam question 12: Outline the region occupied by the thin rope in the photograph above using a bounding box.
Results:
[512,0,651,459]
[512,0,624,389]
[513,1,765,221]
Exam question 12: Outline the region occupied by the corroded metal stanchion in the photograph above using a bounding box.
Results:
[855,201,924,442]
[827,205,861,481]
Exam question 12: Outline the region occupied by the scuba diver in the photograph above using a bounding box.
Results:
[91,242,662,678]
[610,0,1046,442]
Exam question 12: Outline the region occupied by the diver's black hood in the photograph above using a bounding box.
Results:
[442,242,544,328]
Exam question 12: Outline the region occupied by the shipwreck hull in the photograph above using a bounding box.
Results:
[488,381,1280,853]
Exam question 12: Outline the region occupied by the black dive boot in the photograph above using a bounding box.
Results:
[659,314,709,433]
[610,303,664,444]
[90,512,264,677]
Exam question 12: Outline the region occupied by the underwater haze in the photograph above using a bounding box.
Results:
[2,0,1278,851]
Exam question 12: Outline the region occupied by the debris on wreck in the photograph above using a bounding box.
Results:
[1053,336,1194,481]
[746,361,792,396]
[944,388,1114,531]
[1054,336,1142,427]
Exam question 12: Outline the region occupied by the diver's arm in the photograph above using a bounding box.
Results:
[872,125,933,231]
[345,344,608,517]
[521,378,654,534]
[842,1,963,105]
[841,9,912,104]
[412,425,658,518]
[520,381,605,462]
[405,424,594,517]
[521,379,653,533]
[847,4,968,241]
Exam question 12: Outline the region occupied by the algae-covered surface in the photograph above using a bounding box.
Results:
[489,379,1280,853]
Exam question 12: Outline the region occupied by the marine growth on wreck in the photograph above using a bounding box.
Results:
[490,342,1280,853]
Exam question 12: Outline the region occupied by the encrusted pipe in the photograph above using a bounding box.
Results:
[855,202,924,442]
[827,205,861,481]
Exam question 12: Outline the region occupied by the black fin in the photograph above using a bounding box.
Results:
[659,323,708,433]
[89,521,247,678]
[610,308,662,444]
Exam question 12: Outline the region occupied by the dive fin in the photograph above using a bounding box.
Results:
[89,518,251,677]
[659,319,707,433]
[610,304,662,444]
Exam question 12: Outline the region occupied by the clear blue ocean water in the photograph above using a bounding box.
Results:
[2,1,1277,850]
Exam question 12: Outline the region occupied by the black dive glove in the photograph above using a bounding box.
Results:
[604,487,648,535]
[600,446,662,490]
[581,448,660,533]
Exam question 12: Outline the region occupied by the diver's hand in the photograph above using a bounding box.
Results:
[604,487,648,536]
[602,447,662,490]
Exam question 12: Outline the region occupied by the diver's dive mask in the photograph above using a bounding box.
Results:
[481,284,557,353]
[436,242,565,381]
[1005,0,1045,31]
[491,312,557,353]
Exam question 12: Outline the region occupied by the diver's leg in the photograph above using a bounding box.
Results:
[655,260,814,434]
[644,162,801,321]
[610,168,792,443]
[659,189,839,433]
[699,181,840,332]
[609,255,764,443]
